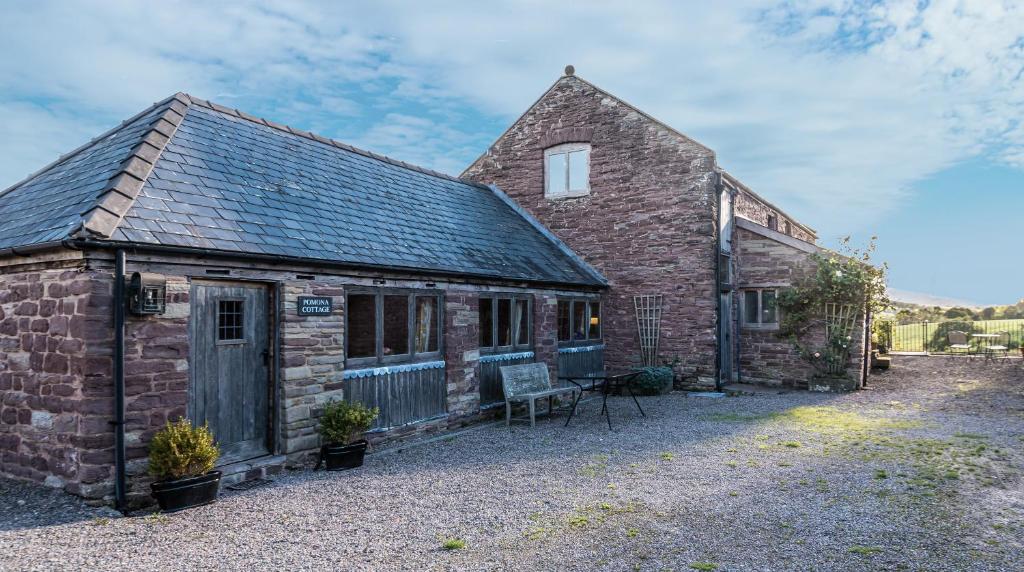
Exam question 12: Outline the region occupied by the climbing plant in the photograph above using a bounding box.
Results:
[776,237,889,376]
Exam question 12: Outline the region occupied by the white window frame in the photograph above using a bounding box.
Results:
[544,143,591,199]
[741,288,779,329]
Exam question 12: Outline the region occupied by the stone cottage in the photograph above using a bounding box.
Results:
[463,67,866,389]
[0,93,607,507]
[1,70,866,507]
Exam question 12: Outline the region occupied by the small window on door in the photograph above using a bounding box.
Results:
[218,299,244,341]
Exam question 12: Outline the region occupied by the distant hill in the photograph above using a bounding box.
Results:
[887,288,986,309]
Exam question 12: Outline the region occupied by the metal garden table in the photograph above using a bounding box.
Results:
[559,371,646,430]
[971,333,999,361]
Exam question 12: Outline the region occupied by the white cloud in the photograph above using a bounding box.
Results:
[1,0,1021,237]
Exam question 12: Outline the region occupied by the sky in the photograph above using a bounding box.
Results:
[0,1,1021,306]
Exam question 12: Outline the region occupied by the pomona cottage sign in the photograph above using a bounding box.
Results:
[297,296,333,316]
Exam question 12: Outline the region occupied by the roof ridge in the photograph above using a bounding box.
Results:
[178,93,490,190]
[73,93,192,239]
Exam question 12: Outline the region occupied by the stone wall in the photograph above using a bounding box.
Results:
[444,292,480,424]
[734,190,816,244]
[279,280,346,463]
[733,224,865,388]
[464,75,719,382]
[2,250,593,502]
[0,261,114,498]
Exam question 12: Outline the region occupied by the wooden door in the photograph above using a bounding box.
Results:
[190,281,271,464]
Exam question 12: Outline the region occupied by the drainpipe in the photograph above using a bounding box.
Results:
[713,172,723,391]
[861,306,872,388]
[112,249,127,512]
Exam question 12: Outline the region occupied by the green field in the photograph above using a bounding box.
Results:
[887,318,1024,353]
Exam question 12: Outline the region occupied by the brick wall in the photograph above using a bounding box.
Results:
[464,76,719,381]
[733,225,865,388]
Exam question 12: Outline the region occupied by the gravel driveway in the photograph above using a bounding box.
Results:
[3,356,1022,571]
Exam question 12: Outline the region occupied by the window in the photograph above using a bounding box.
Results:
[557,297,601,345]
[767,214,778,231]
[382,295,409,356]
[479,294,531,351]
[544,143,590,198]
[217,299,244,342]
[347,294,376,358]
[346,290,442,365]
[783,221,792,236]
[742,289,778,327]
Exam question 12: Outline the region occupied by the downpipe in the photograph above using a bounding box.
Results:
[112,249,127,513]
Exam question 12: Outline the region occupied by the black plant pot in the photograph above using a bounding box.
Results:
[150,470,221,513]
[318,440,368,471]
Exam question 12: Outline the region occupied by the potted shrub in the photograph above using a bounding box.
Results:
[148,418,221,513]
[316,400,379,471]
[632,366,674,395]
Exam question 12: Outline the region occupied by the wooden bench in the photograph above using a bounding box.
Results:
[499,363,578,427]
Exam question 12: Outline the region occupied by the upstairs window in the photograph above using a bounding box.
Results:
[783,221,792,236]
[767,214,778,231]
[742,289,778,328]
[557,297,601,345]
[544,143,590,198]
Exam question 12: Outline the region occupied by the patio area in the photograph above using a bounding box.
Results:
[2,356,1022,571]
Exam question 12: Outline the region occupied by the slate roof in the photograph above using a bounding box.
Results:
[0,94,605,287]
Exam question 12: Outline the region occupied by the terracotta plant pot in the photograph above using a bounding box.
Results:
[318,440,368,471]
[150,470,221,513]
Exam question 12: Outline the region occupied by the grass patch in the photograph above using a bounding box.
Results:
[567,514,590,528]
[848,545,882,555]
[689,563,718,571]
[441,538,466,551]
[954,433,989,440]
[782,440,802,448]
[660,451,675,461]
[874,469,889,479]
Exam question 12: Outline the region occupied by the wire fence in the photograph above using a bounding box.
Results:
[879,319,1024,354]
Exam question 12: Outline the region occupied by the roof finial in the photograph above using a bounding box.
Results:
[564,64,575,76]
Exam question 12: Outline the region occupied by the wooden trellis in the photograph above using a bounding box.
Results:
[633,295,663,367]
[824,303,857,340]
[824,303,857,374]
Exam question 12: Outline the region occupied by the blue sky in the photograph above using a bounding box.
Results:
[1,1,1021,305]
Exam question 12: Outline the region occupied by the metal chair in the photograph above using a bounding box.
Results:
[983,331,1010,362]
[947,331,972,359]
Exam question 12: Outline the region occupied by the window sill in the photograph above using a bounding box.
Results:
[741,324,779,332]
[545,190,591,200]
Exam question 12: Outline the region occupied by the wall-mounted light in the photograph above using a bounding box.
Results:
[128,272,167,315]
[590,316,599,325]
